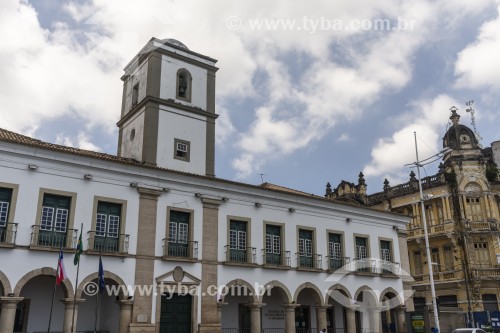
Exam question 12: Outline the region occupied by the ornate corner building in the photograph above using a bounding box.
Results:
[327,110,500,331]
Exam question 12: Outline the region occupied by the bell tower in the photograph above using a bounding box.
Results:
[117,38,218,176]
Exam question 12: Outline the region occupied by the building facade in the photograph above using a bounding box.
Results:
[0,38,411,333]
[327,109,500,332]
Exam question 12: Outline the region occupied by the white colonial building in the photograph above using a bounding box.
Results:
[0,38,412,333]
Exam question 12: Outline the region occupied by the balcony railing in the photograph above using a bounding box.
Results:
[87,231,129,253]
[225,246,257,264]
[262,250,291,267]
[262,329,286,333]
[326,256,350,271]
[353,258,378,274]
[296,253,322,270]
[162,238,198,260]
[472,267,500,278]
[380,261,400,275]
[31,225,78,248]
[0,222,18,245]
[221,329,250,333]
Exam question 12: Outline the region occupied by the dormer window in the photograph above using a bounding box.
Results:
[176,69,192,102]
[174,139,190,162]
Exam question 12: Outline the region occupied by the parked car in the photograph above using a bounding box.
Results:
[452,329,488,333]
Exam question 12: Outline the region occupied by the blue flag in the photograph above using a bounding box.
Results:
[98,256,105,293]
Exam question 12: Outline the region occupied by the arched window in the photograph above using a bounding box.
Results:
[176,69,192,102]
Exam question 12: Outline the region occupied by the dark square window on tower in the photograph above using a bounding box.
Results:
[174,139,190,162]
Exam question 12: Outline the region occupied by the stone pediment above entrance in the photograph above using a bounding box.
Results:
[156,266,200,285]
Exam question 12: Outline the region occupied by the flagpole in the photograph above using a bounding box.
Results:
[47,247,61,333]
[94,233,107,333]
[71,223,83,333]
[94,255,100,333]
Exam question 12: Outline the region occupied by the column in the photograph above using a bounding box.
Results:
[117,299,134,333]
[368,308,381,333]
[61,298,85,333]
[283,304,300,333]
[248,303,265,333]
[130,187,162,333]
[315,305,330,332]
[346,308,356,333]
[199,197,223,333]
[397,308,406,333]
[0,297,23,333]
[445,196,452,220]
[480,196,489,221]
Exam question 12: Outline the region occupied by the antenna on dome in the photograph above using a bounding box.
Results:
[465,100,483,142]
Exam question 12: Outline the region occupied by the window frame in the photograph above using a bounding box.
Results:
[173,138,191,162]
[378,237,394,262]
[132,82,139,107]
[263,221,285,255]
[226,216,252,263]
[0,183,19,244]
[34,188,77,248]
[176,68,192,102]
[353,234,370,260]
[166,207,194,244]
[90,197,127,252]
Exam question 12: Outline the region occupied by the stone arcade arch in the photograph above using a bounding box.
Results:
[0,270,12,296]
[354,286,380,333]
[76,270,126,333]
[260,280,293,332]
[294,282,325,332]
[220,279,260,333]
[326,284,354,333]
[380,288,405,333]
[14,267,74,333]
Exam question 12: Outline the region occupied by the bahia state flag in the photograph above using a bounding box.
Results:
[56,247,67,286]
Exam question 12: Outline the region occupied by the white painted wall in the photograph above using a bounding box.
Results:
[123,60,149,115]
[160,55,208,110]
[120,108,145,162]
[156,105,207,174]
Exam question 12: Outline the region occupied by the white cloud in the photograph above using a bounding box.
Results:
[0,0,495,183]
[337,133,351,142]
[55,132,102,151]
[363,94,459,181]
[455,3,500,90]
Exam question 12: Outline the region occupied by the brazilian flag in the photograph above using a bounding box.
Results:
[74,229,83,265]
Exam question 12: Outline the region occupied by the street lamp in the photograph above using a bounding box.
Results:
[410,132,448,332]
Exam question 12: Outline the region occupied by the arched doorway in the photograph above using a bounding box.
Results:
[327,284,352,333]
[15,267,73,333]
[261,281,292,332]
[220,280,258,332]
[77,271,125,332]
[294,283,324,333]
[380,289,403,333]
[354,286,379,333]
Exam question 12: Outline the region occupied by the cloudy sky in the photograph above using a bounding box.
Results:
[1,0,499,195]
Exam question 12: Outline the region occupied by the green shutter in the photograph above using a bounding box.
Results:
[0,188,12,202]
[170,211,189,224]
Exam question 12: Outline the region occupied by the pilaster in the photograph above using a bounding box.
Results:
[131,187,162,329]
[199,197,223,333]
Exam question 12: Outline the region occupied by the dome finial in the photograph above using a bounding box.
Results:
[449,106,460,125]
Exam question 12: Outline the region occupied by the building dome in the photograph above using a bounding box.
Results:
[442,109,479,150]
[160,38,189,50]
